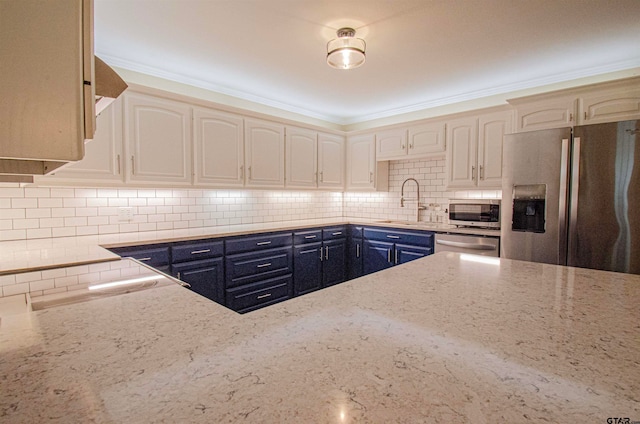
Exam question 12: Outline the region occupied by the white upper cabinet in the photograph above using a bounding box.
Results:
[375,121,446,161]
[513,95,577,132]
[193,107,244,187]
[477,110,512,188]
[407,121,446,157]
[446,109,511,189]
[510,77,640,131]
[318,133,345,189]
[44,97,124,183]
[346,133,388,191]
[244,118,285,188]
[286,126,317,188]
[376,129,407,159]
[124,92,192,185]
[580,83,640,124]
[446,117,478,189]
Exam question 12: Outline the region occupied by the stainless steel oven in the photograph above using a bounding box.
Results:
[448,199,501,229]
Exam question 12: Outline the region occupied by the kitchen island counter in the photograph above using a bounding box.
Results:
[1,252,638,422]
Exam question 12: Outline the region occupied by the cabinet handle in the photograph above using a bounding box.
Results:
[248,166,252,180]
[409,143,414,149]
[356,243,360,258]
[137,257,151,261]
[401,144,406,149]
[257,293,272,299]
[131,156,135,175]
[256,241,272,246]
[177,272,181,280]
[191,249,211,255]
[395,249,399,264]
[257,263,271,268]
[387,249,392,263]
[386,235,400,239]
[304,235,317,239]
[584,111,587,121]
[369,171,373,183]
[569,113,573,122]
[320,171,324,182]
[325,246,329,260]
[471,165,476,179]
[479,165,484,180]
[332,231,343,236]
[240,165,244,179]
[117,154,121,175]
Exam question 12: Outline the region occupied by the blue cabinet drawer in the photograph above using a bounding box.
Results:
[226,247,293,287]
[225,232,292,255]
[293,229,322,245]
[109,245,170,268]
[226,275,292,313]
[363,228,434,247]
[171,240,224,263]
[322,226,347,240]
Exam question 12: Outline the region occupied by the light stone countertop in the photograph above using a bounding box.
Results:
[0,217,500,275]
[1,252,638,423]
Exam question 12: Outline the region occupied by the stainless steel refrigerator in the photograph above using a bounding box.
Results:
[501,120,640,275]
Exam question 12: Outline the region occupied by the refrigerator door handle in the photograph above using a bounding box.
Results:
[567,136,581,266]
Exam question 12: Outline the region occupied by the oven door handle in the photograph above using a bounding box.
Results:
[436,240,497,251]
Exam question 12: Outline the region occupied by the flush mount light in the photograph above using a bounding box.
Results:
[327,27,366,70]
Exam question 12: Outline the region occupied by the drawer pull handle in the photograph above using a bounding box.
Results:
[191,249,211,254]
[386,235,400,239]
[256,241,272,246]
[137,257,152,261]
[257,293,272,299]
[304,235,317,239]
[356,243,360,257]
[332,231,343,236]
[257,263,272,268]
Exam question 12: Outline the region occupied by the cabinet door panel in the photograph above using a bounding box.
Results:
[446,117,478,189]
[45,98,123,182]
[245,118,285,187]
[581,86,640,124]
[286,127,317,188]
[293,243,322,296]
[323,239,347,287]
[172,258,224,304]
[318,133,345,188]
[395,244,432,265]
[408,121,446,157]
[477,111,511,188]
[194,107,244,186]
[363,240,393,275]
[514,96,577,132]
[376,129,407,159]
[125,92,192,184]
[346,134,375,189]
[225,275,292,313]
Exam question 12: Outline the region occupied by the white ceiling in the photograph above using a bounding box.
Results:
[94,0,640,125]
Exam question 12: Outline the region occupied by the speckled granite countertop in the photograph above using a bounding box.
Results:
[0,217,500,275]
[1,252,638,422]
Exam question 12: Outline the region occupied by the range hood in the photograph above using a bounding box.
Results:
[0,57,127,184]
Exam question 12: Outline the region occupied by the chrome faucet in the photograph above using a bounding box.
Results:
[400,178,427,221]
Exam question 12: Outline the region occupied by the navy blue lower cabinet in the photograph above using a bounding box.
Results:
[323,238,347,287]
[108,244,170,273]
[395,244,432,264]
[363,240,395,274]
[226,274,292,314]
[172,257,224,305]
[293,242,323,296]
[362,227,435,275]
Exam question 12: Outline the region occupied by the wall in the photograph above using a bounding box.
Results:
[0,187,343,242]
[0,158,500,243]
[343,158,501,222]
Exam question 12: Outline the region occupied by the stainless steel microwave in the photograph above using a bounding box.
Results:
[449,199,501,229]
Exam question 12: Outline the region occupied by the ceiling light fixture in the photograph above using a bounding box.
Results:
[327,27,366,70]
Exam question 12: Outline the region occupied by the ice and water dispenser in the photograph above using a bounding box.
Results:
[511,184,546,233]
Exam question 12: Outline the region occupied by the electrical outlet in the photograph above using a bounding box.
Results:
[117,207,134,222]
